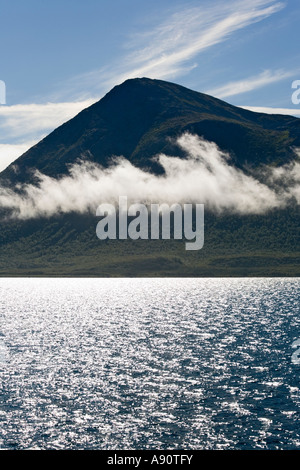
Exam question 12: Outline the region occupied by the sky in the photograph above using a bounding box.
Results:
[0,0,300,171]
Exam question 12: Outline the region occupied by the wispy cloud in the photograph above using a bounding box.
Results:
[240,105,300,116]
[119,1,284,82]
[59,0,285,99]
[206,69,294,99]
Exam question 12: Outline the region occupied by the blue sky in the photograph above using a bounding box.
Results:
[0,0,300,170]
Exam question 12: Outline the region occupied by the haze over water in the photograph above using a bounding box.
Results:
[0,277,299,450]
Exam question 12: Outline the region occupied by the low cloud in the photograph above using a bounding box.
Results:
[266,159,300,204]
[0,133,299,220]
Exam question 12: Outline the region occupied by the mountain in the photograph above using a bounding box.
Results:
[0,77,299,277]
[2,77,300,184]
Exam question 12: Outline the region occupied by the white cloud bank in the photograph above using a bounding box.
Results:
[0,133,299,220]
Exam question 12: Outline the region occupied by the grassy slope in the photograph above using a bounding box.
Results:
[0,208,298,277]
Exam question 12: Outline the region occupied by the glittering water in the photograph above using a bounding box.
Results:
[0,278,299,450]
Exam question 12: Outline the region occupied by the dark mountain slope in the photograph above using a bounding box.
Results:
[1,77,300,185]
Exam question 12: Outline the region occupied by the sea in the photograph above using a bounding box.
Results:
[0,277,299,450]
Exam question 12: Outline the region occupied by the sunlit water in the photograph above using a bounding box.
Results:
[0,278,299,450]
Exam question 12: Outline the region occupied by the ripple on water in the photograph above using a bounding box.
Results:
[0,278,299,450]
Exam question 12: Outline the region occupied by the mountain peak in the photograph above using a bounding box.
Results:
[1,77,300,185]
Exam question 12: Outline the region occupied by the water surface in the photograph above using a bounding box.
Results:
[0,278,299,449]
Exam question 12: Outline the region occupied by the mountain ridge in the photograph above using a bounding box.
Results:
[1,77,300,186]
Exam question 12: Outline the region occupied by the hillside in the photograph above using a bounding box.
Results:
[0,77,299,277]
[1,78,300,184]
